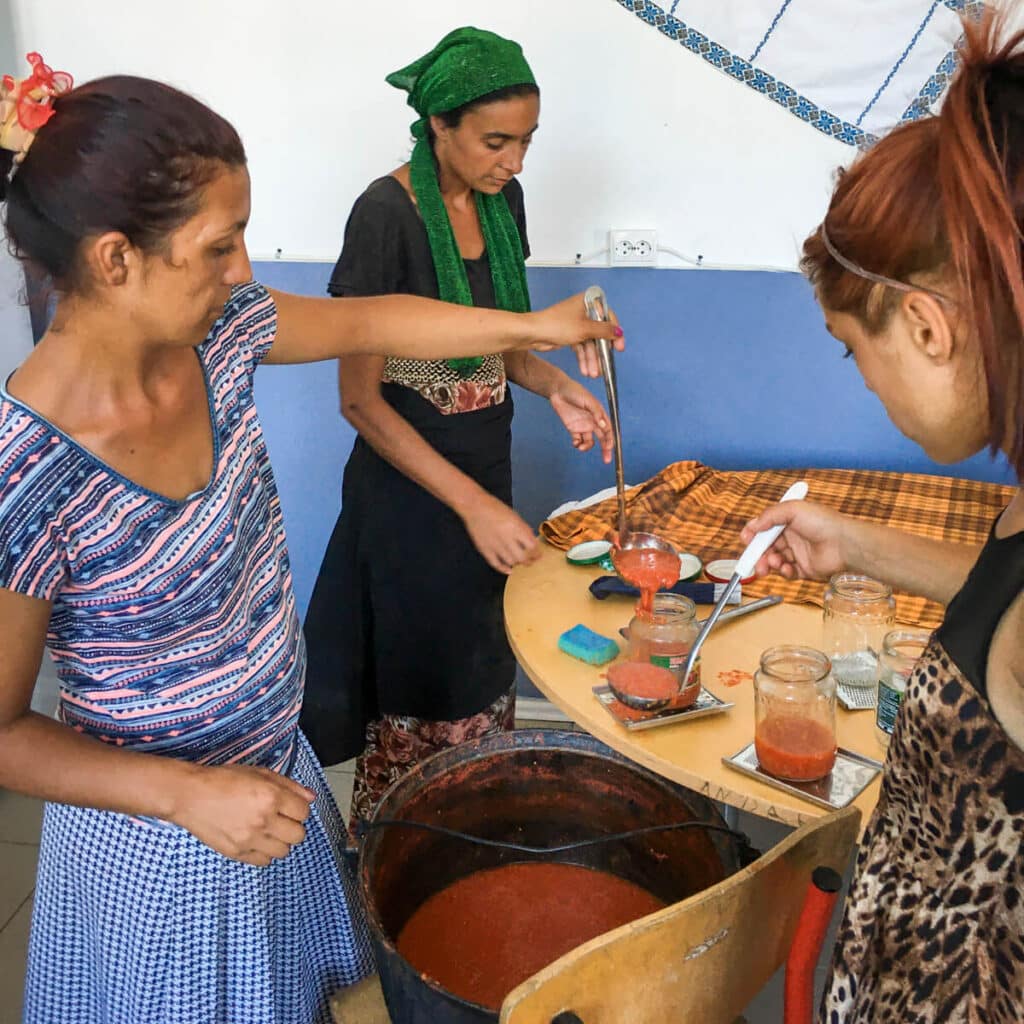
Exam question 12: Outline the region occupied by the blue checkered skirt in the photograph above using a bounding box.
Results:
[23,732,373,1023]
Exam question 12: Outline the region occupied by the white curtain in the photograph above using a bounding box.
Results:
[616,1,981,147]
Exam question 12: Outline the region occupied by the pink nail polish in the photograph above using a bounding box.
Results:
[614,326,623,337]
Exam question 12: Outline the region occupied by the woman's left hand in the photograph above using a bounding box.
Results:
[549,379,614,463]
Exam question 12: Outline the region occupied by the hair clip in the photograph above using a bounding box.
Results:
[0,52,73,166]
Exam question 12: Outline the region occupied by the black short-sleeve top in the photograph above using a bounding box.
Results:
[327,175,530,415]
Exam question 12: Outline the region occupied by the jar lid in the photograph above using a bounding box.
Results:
[566,540,613,565]
[678,552,702,582]
[705,558,754,585]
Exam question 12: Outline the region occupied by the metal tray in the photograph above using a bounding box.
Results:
[592,684,733,731]
[837,682,877,711]
[722,741,883,810]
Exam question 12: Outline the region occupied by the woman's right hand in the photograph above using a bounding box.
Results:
[460,493,541,575]
[739,500,853,582]
[529,293,625,375]
[171,763,315,866]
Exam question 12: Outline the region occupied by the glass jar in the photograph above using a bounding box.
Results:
[754,646,837,782]
[822,573,895,688]
[628,594,700,690]
[875,628,930,749]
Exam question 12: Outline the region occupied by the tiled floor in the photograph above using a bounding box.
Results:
[1,698,845,1022]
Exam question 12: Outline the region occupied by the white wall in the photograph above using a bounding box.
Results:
[9,0,852,270]
[1,0,34,376]
[0,0,18,74]
[0,241,32,378]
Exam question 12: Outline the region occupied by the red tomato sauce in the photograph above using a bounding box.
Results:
[613,547,679,612]
[397,862,665,1010]
[606,660,679,701]
[755,716,836,781]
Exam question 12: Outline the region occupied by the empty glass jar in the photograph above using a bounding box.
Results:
[823,573,895,688]
[875,628,931,749]
[754,645,837,782]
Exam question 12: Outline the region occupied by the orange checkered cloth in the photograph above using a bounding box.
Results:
[540,461,1015,630]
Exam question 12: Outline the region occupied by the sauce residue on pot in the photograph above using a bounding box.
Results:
[396,861,665,1011]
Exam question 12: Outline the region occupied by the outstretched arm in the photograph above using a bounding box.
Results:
[266,290,624,366]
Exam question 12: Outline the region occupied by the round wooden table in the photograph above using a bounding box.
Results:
[504,544,886,831]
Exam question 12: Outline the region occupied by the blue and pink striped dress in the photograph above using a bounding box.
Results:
[0,282,372,1023]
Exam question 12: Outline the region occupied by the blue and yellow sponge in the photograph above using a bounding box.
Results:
[557,624,619,666]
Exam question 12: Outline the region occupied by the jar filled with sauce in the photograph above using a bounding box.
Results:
[754,645,837,782]
[628,594,700,692]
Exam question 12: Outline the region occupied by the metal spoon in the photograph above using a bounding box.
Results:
[612,481,809,712]
[671,481,809,706]
[584,285,627,543]
[608,596,782,713]
[604,660,682,714]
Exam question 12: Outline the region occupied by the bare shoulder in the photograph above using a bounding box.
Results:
[987,588,1024,752]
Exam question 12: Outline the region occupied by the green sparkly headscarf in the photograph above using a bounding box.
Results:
[387,26,536,377]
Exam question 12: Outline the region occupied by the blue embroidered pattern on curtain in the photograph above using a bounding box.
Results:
[615,0,984,150]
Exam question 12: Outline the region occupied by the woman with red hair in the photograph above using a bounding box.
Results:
[743,12,1024,1022]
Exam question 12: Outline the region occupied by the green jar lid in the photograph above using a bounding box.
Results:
[678,553,703,582]
[566,540,614,566]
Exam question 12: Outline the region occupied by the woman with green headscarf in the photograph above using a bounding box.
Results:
[301,27,613,833]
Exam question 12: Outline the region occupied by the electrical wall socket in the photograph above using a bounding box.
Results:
[609,229,658,266]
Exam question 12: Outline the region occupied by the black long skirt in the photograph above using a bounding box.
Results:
[300,384,517,766]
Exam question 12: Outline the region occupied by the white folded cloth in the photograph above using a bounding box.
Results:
[548,484,637,521]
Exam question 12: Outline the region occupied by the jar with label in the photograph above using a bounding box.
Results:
[823,573,895,688]
[875,628,930,749]
[628,594,700,691]
[754,645,837,782]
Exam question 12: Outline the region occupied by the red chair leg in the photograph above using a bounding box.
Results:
[784,865,843,1024]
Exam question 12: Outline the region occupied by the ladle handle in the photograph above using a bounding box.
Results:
[584,285,627,541]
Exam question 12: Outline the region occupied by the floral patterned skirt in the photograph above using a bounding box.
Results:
[348,684,516,838]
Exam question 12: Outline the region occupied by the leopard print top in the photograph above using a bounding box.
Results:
[822,526,1024,1022]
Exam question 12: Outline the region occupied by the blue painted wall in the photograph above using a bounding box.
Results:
[253,261,1014,620]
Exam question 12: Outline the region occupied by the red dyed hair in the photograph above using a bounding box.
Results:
[803,10,1024,477]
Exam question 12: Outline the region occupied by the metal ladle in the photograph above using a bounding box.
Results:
[584,285,628,544]
[584,286,678,562]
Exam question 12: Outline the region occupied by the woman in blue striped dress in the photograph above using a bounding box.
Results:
[0,63,620,1024]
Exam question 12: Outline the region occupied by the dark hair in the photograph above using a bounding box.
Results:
[802,10,1024,476]
[1,75,246,292]
[425,82,539,146]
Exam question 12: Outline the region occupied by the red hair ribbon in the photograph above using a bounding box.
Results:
[1,51,74,163]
